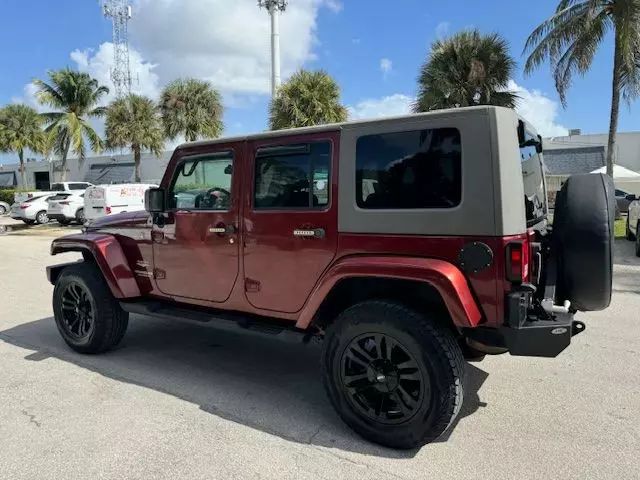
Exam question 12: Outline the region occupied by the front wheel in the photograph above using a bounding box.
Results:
[321,300,465,449]
[53,262,129,354]
[627,215,636,241]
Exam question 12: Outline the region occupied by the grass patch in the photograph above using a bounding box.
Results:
[614,218,626,239]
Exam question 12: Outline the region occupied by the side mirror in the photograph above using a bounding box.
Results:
[145,187,166,213]
[626,194,637,202]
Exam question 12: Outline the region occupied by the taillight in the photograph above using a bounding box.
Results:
[19,204,29,210]
[105,206,112,214]
[506,241,529,283]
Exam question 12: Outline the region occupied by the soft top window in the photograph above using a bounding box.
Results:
[356,128,462,209]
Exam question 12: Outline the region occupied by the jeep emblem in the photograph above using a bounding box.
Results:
[551,328,568,335]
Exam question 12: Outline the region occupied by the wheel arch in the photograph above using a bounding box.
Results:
[49,233,141,299]
[296,255,483,331]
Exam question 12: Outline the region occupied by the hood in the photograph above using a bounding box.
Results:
[85,210,149,231]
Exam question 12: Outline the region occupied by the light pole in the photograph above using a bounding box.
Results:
[258,0,287,97]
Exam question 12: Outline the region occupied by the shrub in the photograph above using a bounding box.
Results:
[0,189,16,205]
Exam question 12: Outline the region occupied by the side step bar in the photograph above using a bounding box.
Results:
[120,300,308,340]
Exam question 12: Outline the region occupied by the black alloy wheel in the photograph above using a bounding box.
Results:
[60,282,95,340]
[340,333,426,424]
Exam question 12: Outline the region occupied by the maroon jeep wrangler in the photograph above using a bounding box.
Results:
[47,106,614,449]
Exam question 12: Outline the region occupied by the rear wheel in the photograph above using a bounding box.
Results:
[0,204,6,215]
[76,208,85,224]
[35,210,49,225]
[53,262,129,354]
[322,300,465,449]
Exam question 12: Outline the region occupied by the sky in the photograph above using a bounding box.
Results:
[1,0,639,165]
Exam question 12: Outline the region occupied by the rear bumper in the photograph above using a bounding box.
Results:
[48,213,74,222]
[466,291,585,358]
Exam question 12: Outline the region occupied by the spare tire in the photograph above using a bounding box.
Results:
[553,173,614,311]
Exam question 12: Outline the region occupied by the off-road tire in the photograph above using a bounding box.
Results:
[35,210,49,225]
[627,215,636,241]
[53,262,129,354]
[321,300,465,449]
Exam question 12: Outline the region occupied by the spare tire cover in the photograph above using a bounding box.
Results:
[553,173,614,311]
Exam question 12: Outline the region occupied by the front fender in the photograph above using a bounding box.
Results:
[296,255,482,330]
[50,233,141,299]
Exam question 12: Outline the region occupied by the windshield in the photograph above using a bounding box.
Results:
[519,124,547,226]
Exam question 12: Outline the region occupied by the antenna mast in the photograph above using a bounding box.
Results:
[258,0,287,97]
[102,0,133,97]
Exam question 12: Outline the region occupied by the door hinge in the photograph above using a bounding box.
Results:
[153,269,166,280]
[245,278,261,292]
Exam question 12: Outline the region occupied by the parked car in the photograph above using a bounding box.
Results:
[84,183,158,221]
[14,181,93,204]
[0,200,10,215]
[626,194,640,256]
[10,194,55,224]
[47,192,86,225]
[615,188,635,213]
[46,107,614,449]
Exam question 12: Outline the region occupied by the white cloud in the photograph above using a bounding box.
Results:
[349,93,413,120]
[70,42,161,103]
[436,21,450,40]
[126,0,339,96]
[380,58,393,78]
[11,83,46,112]
[508,80,569,137]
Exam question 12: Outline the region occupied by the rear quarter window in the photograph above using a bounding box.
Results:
[355,128,462,209]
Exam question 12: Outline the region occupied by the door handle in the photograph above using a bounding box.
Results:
[209,224,236,235]
[293,228,325,239]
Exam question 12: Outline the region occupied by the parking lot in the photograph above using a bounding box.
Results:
[0,224,639,480]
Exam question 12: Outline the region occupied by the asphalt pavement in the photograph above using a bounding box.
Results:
[0,229,638,480]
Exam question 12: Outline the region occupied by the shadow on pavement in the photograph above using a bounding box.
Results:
[0,315,489,457]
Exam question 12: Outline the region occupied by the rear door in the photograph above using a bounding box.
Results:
[243,132,339,313]
[152,145,240,303]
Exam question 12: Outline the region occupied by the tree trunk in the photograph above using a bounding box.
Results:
[60,138,71,182]
[606,35,622,179]
[18,150,26,189]
[134,145,141,182]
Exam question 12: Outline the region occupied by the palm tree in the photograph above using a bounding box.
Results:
[524,1,640,177]
[269,69,348,130]
[414,30,518,112]
[105,94,164,182]
[34,69,109,180]
[0,104,45,187]
[159,78,224,142]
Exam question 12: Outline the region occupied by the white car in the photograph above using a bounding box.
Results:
[10,194,55,225]
[14,181,93,204]
[47,192,86,225]
[0,201,10,216]
[84,184,157,221]
[627,195,640,257]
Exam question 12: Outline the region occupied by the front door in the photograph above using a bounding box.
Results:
[152,147,240,303]
[243,133,339,313]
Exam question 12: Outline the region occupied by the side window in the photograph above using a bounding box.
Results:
[69,183,87,190]
[356,128,462,209]
[254,141,331,209]
[169,151,233,210]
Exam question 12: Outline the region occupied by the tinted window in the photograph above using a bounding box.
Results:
[356,128,462,209]
[69,183,87,190]
[169,152,233,210]
[254,142,331,209]
[49,194,72,201]
[519,128,547,225]
[50,183,64,191]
